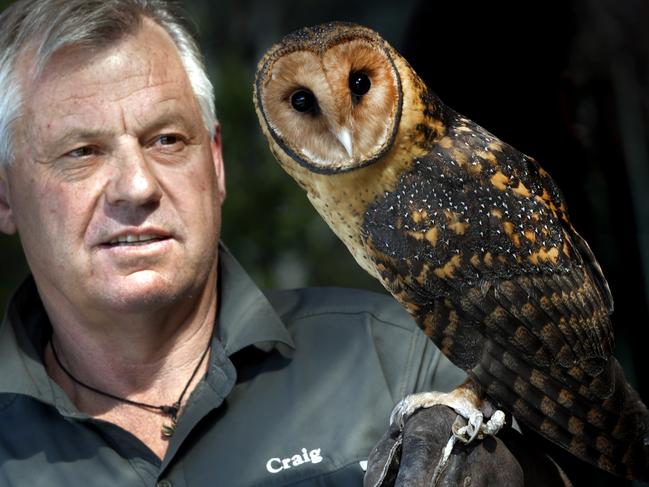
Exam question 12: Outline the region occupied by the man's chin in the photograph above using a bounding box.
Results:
[98,271,190,314]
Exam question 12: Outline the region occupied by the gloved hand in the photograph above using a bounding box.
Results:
[364,404,572,487]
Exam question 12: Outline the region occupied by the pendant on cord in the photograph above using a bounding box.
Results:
[160,404,180,438]
[161,419,177,438]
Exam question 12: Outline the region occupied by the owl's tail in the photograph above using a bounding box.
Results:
[472,339,649,480]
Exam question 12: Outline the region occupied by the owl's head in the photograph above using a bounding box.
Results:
[254,22,403,175]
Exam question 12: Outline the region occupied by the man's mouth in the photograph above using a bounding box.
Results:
[105,234,168,247]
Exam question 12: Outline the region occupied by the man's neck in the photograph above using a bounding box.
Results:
[40,267,219,460]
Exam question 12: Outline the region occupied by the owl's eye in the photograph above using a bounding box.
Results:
[349,72,371,97]
[291,90,317,113]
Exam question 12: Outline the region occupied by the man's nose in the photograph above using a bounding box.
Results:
[105,144,163,206]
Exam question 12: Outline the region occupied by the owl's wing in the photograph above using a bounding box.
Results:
[360,130,615,377]
[359,133,640,470]
[567,226,614,314]
[362,135,649,477]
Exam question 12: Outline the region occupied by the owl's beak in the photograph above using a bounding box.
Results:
[334,128,353,158]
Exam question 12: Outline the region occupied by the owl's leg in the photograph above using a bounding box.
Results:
[390,378,506,444]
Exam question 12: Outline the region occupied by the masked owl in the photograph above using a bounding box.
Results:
[253,22,649,480]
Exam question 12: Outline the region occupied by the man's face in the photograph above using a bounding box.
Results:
[0,19,225,321]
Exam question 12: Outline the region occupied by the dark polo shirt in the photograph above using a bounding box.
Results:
[0,245,464,486]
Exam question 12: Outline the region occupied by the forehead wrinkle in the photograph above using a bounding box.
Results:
[65,72,180,105]
[52,75,186,129]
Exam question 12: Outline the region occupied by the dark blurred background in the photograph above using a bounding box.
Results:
[1,0,648,484]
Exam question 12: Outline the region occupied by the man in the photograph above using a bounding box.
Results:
[0,1,469,485]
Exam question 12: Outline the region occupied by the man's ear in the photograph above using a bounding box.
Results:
[211,124,226,202]
[0,166,16,235]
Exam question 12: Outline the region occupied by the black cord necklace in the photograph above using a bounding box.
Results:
[50,336,212,439]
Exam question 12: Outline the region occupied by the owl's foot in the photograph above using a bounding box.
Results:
[451,409,506,443]
[389,382,506,444]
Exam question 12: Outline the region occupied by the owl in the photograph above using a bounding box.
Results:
[253,22,649,480]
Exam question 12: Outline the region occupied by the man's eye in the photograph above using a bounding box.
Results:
[67,146,96,158]
[151,134,188,155]
[156,134,183,146]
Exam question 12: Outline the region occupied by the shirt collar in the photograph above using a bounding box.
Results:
[216,243,295,357]
[0,276,55,399]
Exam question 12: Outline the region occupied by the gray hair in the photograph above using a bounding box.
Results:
[0,0,217,166]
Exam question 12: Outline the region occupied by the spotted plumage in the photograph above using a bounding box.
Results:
[254,22,649,480]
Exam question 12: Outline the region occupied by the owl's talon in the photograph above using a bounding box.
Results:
[451,409,506,444]
[389,392,447,429]
[389,396,418,429]
[483,410,506,435]
[451,415,467,440]
[452,411,483,443]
